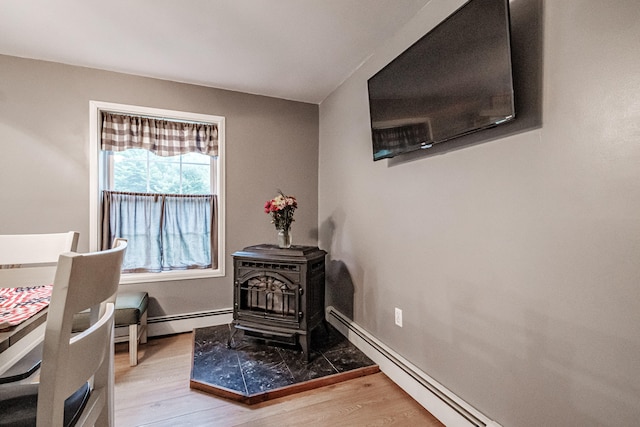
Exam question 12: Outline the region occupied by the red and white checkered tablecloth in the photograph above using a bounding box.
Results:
[0,285,52,330]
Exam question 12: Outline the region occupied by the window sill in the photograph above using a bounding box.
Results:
[119,268,225,284]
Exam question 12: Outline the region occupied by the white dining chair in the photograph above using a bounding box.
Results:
[0,239,126,426]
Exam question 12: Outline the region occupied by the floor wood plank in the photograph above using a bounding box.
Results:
[115,332,444,427]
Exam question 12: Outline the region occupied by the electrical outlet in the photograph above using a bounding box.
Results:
[395,307,403,327]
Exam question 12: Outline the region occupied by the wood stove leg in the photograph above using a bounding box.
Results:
[227,325,239,349]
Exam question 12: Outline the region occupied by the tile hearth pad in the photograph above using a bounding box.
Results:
[190,323,379,404]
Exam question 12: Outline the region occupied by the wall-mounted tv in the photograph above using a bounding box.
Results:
[367,0,515,161]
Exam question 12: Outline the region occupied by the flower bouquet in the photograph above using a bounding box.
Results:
[264,191,297,248]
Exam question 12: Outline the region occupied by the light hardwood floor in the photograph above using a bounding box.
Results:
[114,332,445,427]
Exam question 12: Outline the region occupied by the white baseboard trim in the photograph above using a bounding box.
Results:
[146,308,233,337]
[326,306,502,427]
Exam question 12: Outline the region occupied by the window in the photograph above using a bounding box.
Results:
[90,101,225,283]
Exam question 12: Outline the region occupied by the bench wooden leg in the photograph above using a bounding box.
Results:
[128,324,138,366]
[140,311,148,344]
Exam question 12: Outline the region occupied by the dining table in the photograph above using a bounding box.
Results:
[0,304,48,382]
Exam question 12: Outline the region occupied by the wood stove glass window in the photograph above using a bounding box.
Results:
[240,274,298,321]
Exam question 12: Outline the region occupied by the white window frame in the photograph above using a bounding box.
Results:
[89,100,225,283]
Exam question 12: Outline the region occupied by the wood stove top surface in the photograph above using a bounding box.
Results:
[233,244,326,260]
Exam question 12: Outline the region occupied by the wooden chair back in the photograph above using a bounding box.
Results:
[36,239,126,426]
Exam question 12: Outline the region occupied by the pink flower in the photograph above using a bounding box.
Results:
[264,191,297,230]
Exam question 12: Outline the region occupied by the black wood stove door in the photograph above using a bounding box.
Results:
[235,271,301,329]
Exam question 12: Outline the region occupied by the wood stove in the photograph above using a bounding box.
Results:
[231,244,326,360]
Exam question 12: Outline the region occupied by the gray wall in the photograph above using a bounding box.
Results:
[319,1,640,426]
[0,54,319,318]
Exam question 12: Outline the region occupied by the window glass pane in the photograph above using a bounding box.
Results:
[113,150,148,192]
[182,164,211,194]
[182,152,211,165]
[151,152,178,164]
[149,161,181,193]
[116,149,148,160]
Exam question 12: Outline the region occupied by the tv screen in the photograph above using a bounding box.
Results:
[367,0,515,161]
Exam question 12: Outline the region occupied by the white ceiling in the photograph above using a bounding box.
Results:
[0,0,430,104]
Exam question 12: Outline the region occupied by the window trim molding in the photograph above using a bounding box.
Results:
[89,100,226,283]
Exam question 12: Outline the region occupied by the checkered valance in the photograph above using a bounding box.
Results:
[101,112,218,157]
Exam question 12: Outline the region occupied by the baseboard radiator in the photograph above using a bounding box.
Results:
[146,308,233,337]
[326,306,502,427]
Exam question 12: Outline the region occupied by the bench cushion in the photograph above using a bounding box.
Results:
[113,292,148,326]
[72,291,148,332]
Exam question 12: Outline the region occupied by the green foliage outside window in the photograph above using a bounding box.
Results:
[113,149,211,194]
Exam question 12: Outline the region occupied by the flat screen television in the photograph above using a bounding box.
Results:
[367,0,515,161]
